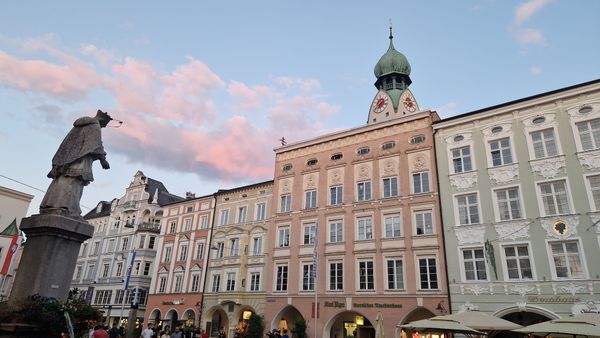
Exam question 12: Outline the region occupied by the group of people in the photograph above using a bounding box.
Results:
[89,324,124,338]
[140,323,210,338]
[269,328,290,338]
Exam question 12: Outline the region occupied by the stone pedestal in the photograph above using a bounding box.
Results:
[9,214,93,302]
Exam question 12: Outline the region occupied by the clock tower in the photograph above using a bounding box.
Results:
[367,27,419,124]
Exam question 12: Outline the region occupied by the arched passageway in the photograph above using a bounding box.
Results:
[269,305,305,336]
[324,310,374,338]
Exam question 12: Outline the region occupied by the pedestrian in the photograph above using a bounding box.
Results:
[281,329,289,338]
[92,325,109,338]
[141,323,155,338]
[171,326,183,338]
[160,328,171,338]
[108,323,121,338]
[218,327,227,338]
[201,329,208,338]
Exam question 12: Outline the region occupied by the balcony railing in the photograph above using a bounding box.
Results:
[137,222,161,233]
[122,201,138,211]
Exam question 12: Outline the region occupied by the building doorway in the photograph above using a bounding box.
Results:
[326,311,374,338]
[269,305,304,336]
[208,308,229,337]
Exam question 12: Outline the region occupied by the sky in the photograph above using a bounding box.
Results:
[1,1,599,217]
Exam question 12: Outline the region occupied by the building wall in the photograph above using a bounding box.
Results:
[434,80,600,322]
[264,112,448,338]
[201,181,272,338]
[145,195,215,330]
[0,186,33,299]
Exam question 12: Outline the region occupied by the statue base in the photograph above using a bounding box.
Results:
[9,214,93,302]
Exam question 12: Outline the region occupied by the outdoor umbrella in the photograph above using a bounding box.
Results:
[400,317,482,335]
[375,311,384,338]
[514,317,600,337]
[438,311,522,331]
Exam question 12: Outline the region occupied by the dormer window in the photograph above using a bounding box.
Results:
[96,203,102,213]
[381,141,396,150]
[357,147,370,156]
[307,158,318,166]
[282,163,293,172]
[331,153,343,161]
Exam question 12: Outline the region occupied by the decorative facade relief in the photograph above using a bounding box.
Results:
[357,164,371,180]
[464,284,487,296]
[530,157,565,179]
[458,302,479,312]
[488,164,519,184]
[383,160,397,176]
[516,301,527,312]
[304,174,317,190]
[449,171,478,190]
[540,215,579,239]
[559,282,586,296]
[329,169,343,185]
[494,220,530,241]
[280,179,292,194]
[413,155,427,171]
[510,284,536,297]
[455,225,486,245]
[578,150,600,171]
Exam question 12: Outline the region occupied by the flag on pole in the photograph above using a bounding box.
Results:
[124,251,137,289]
[312,222,318,278]
[0,219,20,276]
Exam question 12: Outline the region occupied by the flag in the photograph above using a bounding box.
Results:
[312,222,318,278]
[0,219,20,276]
[124,251,137,289]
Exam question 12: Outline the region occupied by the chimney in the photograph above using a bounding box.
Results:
[186,192,196,199]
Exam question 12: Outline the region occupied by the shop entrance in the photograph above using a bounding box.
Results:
[326,311,374,338]
[269,305,304,336]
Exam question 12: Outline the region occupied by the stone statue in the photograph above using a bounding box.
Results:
[39,110,113,218]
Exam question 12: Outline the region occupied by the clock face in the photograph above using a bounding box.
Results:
[401,91,417,113]
[372,93,389,113]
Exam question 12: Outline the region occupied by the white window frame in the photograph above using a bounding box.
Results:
[226,272,236,291]
[183,218,192,232]
[277,227,290,247]
[211,274,221,293]
[190,273,201,292]
[585,174,600,211]
[249,272,261,292]
[385,257,405,291]
[328,260,344,291]
[237,206,248,223]
[305,189,318,209]
[200,215,208,229]
[357,180,372,202]
[536,179,573,216]
[412,172,430,194]
[301,262,315,291]
[382,176,399,198]
[451,146,473,173]
[417,256,439,290]
[275,264,289,292]
[492,185,524,222]
[220,209,229,226]
[357,217,373,240]
[252,236,262,255]
[230,238,240,256]
[454,192,481,225]
[280,194,291,213]
[488,137,514,167]
[459,246,488,282]
[546,239,587,280]
[414,209,434,235]
[303,223,316,245]
[383,213,401,238]
[499,242,536,281]
[256,202,266,221]
[330,185,343,206]
[357,259,375,291]
[329,220,343,243]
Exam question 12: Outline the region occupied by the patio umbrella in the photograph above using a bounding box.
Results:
[439,311,522,331]
[514,318,600,336]
[400,317,482,335]
[375,311,384,338]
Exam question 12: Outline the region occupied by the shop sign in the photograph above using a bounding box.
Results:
[353,303,402,309]
[163,299,185,305]
[324,301,345,308]
[527,296,581,303]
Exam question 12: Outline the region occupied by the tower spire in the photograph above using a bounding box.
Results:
[389,20,393,40]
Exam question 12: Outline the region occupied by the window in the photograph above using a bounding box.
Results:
[169,220,177,233]
[74,266,82,280]
[457,193,480,225]
[577,118,600,150]
[186,206,193,213]
[490,138,513,166]
[504,245,533,280]
[190,273,200,292]
[108,239,116,252]
[302,263,315,291]
[452,146,472,173]
[148,236,156,249]
[92,242,100,256]
[307,158,318,166]
[143,262,151,276]
[243,272,258,292]
[413,172,430,194]
[115,263,123,277]
[278,227,290,247]
[211,274,221,292]
[588,175,600,210]
[163,246,172,263]
[86,264,95,279]
[114,217,120,229]
[329,221,343,243]
[200,215,208,229]
[539,180,570,215]
[382,177,399,198]
[195,241,204,260]
[384,215,401,238]
[550,241,584,278]
[220,209,229,226]
[252,237,262,255]
[158,276,167,293]
[216,242,224,258]
[531,129,558,159]
[173,275,183,293]
[386,259,404,290]
[303,223,316,245]
[226,272,236,291]
[357,147,370,155]
[282,163,293,172]
[276,265,288,291]
[357,181,372,201]
[280,194,291,212]
[382,141,396,150]
[184,218,192,231]
[462,248,487,281]
[120,237,129,252]
[102,264,110,278]
[256,203,266,221]
[410,135,426,144]
[230,239,240,256]
[179,244,188,261]
[305,190,317,209]
[94,290,112,305]
[419,258,438,289]
[330,186,343,205]
[491,126,503,134]
[331,153,343,161]
[358,260,374,290]
[238,206,247,223]
[496,187,522,220]
[329,262,343,291]
[134,262,141,275]
[357,217,373,240]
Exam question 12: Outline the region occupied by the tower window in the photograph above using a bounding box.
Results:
[307,158,318,166]
[282,163,293,172]
[331,153,343,161]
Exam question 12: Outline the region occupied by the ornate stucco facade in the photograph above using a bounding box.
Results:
[433,80,600,326]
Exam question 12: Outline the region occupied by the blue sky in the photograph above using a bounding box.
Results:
[1,1,599,217]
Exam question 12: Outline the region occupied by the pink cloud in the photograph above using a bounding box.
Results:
[530,66,541,76]
[511,0,553,45]
[514,0,553,26]
[227,80,262,111]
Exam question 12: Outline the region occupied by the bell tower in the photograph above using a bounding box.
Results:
[367,26,419,124]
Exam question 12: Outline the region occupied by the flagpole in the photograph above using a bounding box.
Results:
[118,248,136,326]
[313,222,318,338]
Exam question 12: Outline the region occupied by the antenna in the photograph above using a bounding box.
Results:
[389,19,393,40]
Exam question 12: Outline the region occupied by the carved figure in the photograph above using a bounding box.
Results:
[40,110,113,218]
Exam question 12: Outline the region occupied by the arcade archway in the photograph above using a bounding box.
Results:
[208,307,229,337]
[324,311,374,338]
[270,305,304,336]
[165,309,179,330]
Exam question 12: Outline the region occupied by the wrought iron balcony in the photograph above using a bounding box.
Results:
[136,222,161,233]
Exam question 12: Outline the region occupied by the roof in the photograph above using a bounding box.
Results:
[145,177,184,206]
[83,200,113,220]
[215,179,274,196]
[374,36,411,78]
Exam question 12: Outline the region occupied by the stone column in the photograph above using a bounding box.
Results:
[9,214,93,302]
